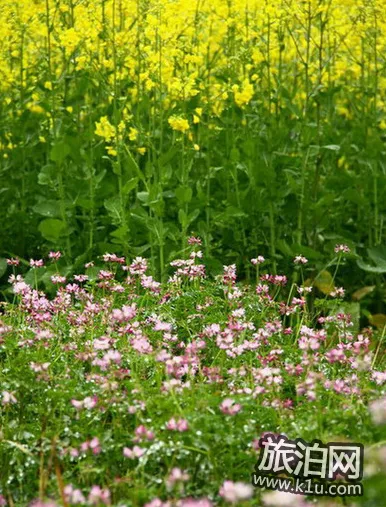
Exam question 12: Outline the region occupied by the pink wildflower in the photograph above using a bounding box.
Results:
[220,398,242,415]
[219,481,253,503]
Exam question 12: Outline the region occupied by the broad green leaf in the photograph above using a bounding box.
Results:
[158,146,178,167]
[314,270,334,294]
[224,206,246,218]
[38,219,66,242]
[0,258,7,278]
[137,192,150,204]
[276,239,293,257]
[110,226,129,242]
[188,209,200,226]
[178,209,188,228]
[112,160,121,176]
[369,314,386,330]
[175,186,193,204]
[104,197,122,221]
[291,243,323,260]
[33,201,61,217]
[77,198,93,210]
[352,286,375,301]
[104,197,122,222]
[38,165,57,186]
[357,259,386,274]
[50,142,70,163]
[94,169,107,185]
[85,266,102,282]
[230,147,240,162]
[367,246,386,267]
[122,177,138,195]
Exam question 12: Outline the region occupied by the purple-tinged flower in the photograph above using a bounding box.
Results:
[88,485,111,505]
[30,259,44,268]
[219,481,253,503]
[134,425,155,442]
[177,499,212,507]
[51,275,66,284]
[165,417,189,431]
[103,253,125,264]
[1,391,17,405]
[330,287,345,298]
[6,258,19,266]
[166,467,189,489]
[220,398,242,415]
[123,446,146,459]
[251,256,265,265]
[369,397,386,425]
[223,265,237,285]
[293,255,308,265]
[188,236,202,245]
[334,244,350,253]
[64,484,86,505]
[129,256,148,275]
[29,501,58,507]
[74,274,89,282]
[144,499,171,507]
[49,251,62,260]
[371,371,386,385]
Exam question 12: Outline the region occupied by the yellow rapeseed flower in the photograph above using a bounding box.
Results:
[168,116,190,133]
[129,127,138,141]
[95,117,116,143]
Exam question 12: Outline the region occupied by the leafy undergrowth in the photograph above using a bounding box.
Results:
[0,240,385,507]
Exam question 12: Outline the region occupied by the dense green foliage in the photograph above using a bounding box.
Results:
[1,0,386,295]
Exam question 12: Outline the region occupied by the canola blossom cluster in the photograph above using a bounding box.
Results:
[1,0,385,155]
[1,0,386,295]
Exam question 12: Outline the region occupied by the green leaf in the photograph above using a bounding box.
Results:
[224,206,246,218]
[276,239,293,257]
[94,169,107,185]
[85,266,102,282]
[110,226,129,242]
[188,209,199,225]
[124,145,147,184]
[0,258,7,278]
[32,201,61,218]
[25,267,46,287]
[357,259,386,274]
[178,209,188,228]
[38,219,66,242]
[369,313,386,330]
[77,198,93,210]
[352,286,375,301]
[122,177,138,195]
[137,192,149,204]
[230,147,240,162]
[50,142,70,163]
[38,165,57,186]
[291,243,323,260]
[104,197,122,221]
[367,246,386,267]
[323,144,340,151]
[112,160,121,176]
[314,270,335,294]
[158,146,178,167]
[175,186,193,204]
